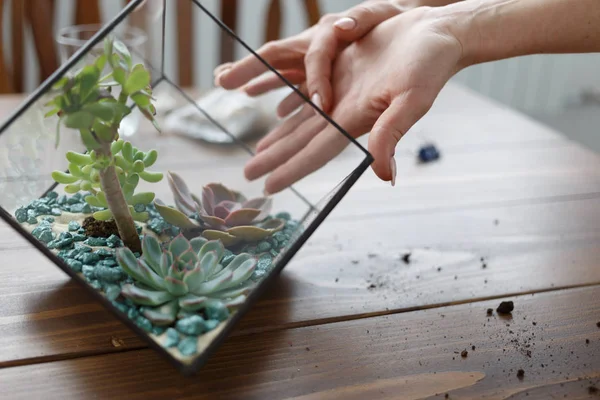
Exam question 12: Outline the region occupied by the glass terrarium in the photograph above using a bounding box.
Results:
[0,0,372,375]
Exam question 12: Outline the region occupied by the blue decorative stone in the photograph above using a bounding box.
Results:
[418,144,441,163]
[89,279,102,290]
[67,194,81,205]
[273,232,286,242]
[81,252,100,264]
[177,336,198,356]
[59,232,73,240]
[84,237,107,247]
[221,253,235,267]
[257,241,272,253]
[15,208,28,223]
[72,233,86,242]
[74,242,92,252]
[99,259,118,267]
[204,319,220,331]
[95,248,115,258]
[43,216,55,223]
[68,221,80,231]
[127,308,140,320]
[82,265,95,278]
[57,195,67,205]
[47,240,59,249]
[269,249,279,257]
[65,259,83,272]
[106,234,122,248]
[205,302,229,321]
[95,265,124,283]
[134,203,146,212]
[175,315,207,336]
[36,204,51,214]
[50,208,62,216]
[112,301,129,314]
[135,316,153,332]
[27,216,38,224]
[47,191,58,199]
[164,328,180,348]
[38,230,54,243]
[152,326,167,336]
[104,284,121,301]
[275,212,291,221]
[70,203,92,214]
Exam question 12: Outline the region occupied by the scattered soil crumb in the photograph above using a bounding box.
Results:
[351,260,359,265]
[305,347,310,351]
[335,278,339,283]
[486,308,493,316]
[532,322,537,326]
[596,321,600,328]
[401,253,411,264]
[461,350,468,358]
[586,339,590,344]
[471,345,476,351]
[494,219,499,225]
[367,253,377,259]
[368,284,377,290]
[496,301,514,315]
[482,263,487,269]
[83,216,120,238]
[517,369,525,379]
[589,386,598,395]
[437,267,442,272]
[445,394,449,399]
[110,336,125,348]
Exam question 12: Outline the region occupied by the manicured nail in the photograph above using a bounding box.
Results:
[311,93,322,110]
[333,17,357,30]
[390,156,397,187]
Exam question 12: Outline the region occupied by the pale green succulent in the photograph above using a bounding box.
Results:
[51,139,163,222]
[116,234,257,326]
[154,171,285,246]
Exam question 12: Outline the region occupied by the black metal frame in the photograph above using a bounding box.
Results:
[0,0,374,375]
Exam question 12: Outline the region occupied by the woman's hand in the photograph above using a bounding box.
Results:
[214,0,413,115]
[241,7,465,194]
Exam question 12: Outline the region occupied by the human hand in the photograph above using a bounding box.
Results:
[237,7,465,194]
[214,0,414,115]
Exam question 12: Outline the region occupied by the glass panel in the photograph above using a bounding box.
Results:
[0,0,370,374]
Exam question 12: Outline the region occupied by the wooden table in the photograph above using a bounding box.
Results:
[1,82,599,399]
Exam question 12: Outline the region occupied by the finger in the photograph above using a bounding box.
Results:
[216,39,305,89]
[245,114,327,181]
[263,120,353,195]
[368,90,433,185]
[256,105,314,153]
[242,69,306,97]
[332,1,404,42]
[276,83,309,118]
[304,28,337,113]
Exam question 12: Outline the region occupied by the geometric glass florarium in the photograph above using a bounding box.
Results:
[0,0,372,375]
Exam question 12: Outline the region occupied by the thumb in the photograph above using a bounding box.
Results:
[368,92,432,185]
[332,2,404,42]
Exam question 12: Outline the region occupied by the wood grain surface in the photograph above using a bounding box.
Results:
[0,81,599,399]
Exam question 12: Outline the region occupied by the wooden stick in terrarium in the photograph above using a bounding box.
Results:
[44,37,163,253]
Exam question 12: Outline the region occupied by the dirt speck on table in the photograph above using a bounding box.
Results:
[517,369,525,379]
[496,301,514,315]
[461,350,468,358]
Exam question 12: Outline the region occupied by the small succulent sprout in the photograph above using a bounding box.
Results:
[154,171,285,246]
[116,234,257,326]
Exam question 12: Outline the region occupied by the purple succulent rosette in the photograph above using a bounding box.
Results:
[154,172,285,246]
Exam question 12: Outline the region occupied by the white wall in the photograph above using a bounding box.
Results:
[6,0,600,116]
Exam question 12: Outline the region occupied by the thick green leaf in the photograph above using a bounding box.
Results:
[95,54,107,71]
[51,171,79,184]
[79,129,101,150]
[84,195,104,207]
[113,40,132,67]
[132,160,144,173]
[111,139,124,154]
[84,103,115,121]
[116,247,166,290]
[92,120,114,142]
[65,111,94,130]
[124,67,150,94]
[104,38,114,63]
[142,149,157,167]
[78,65,100,101]
[130,192,155,205]
[164,276,188,297]
[92,209,113,220]
[44,108,60,118]
[213,254,256,289]
[52,77,69,90]
[140,299,178,326]
[67,163,82,177]
[189,237,208,254]
[66,151,92,166]
[198,250,220,279]
[113,67,126,86]
[131,92,150,107]
[169,235,192,258]
[178,294,209,312]
[139,170,163,183]
[160,252,173,278]
[121,141,133,162]
[183,266,205,294]
[193,267,233,296]
[153,201,198,229]
[121,284,173,307]
[142,235,163,276]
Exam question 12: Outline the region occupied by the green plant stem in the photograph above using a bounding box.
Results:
[97,144,141,253]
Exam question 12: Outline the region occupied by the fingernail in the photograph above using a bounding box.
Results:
[213,63,232,77]
[333,17,357,30]
[390,156,397,187]
[311,93,322,110]
[214,67,231,86]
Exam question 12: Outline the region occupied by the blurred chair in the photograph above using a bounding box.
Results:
[0,0,320,92]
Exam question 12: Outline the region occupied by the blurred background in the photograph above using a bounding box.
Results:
[1,0,599,152]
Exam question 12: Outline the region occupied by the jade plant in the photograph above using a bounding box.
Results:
[116,234,257,326]
[44,37,162,252]
[154,171,285,246]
